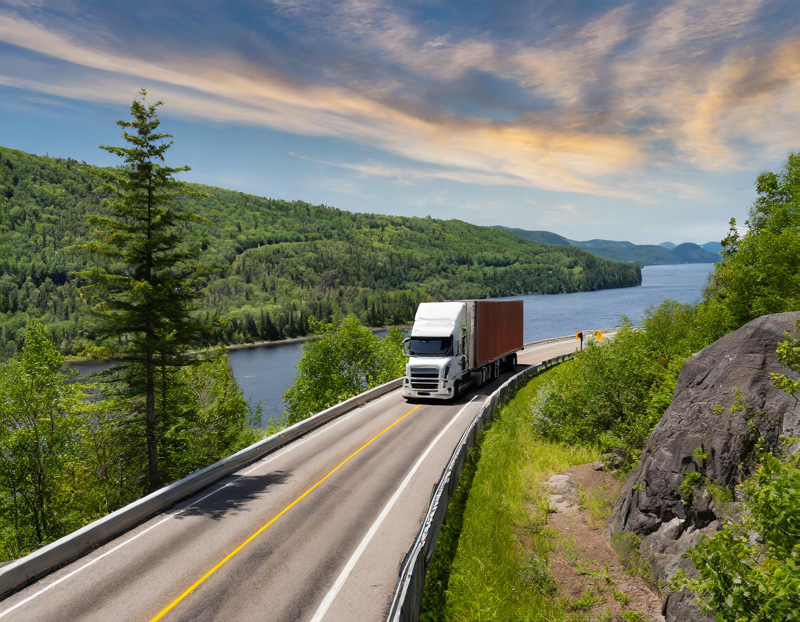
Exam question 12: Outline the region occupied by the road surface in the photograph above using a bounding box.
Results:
[0,337,580,622]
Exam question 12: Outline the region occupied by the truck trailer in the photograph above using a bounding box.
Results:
[402,299,524,400]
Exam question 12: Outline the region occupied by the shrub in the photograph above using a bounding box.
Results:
[529,301,712,470]
[671,448,800,622]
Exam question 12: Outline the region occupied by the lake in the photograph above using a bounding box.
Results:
[76,263,714,425]
[517,263,714,340]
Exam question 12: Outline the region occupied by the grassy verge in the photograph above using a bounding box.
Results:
[420,369,600,621]
[420,427,486,622]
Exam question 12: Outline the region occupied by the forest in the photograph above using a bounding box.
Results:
[0,145,641,359]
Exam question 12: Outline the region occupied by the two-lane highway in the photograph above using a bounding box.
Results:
[0,338,580,621]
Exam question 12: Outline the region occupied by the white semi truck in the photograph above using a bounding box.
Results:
[402,299,524,400]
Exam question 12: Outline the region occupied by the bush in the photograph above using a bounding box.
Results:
[283,314,406,424]
[670,447,800,622]
[529,301,712,470]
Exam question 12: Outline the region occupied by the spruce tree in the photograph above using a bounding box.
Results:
[81,90,206,492]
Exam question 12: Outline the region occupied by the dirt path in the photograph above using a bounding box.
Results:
[543,463,664,622]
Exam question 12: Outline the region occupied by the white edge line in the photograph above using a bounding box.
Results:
[308,396,481,622]
[0,435,307,618]
[0,389,398,618]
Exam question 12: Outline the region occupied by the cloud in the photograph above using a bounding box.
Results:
[0,11,647,201]
[266,0,799,174]
[1,0,799,212]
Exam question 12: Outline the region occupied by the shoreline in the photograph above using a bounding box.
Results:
[65,325,408,363]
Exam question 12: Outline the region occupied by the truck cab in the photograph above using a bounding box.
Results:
[402,299,523,401]
[402,302,468,400]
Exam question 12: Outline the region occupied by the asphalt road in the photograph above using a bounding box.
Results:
[0,337,580,622]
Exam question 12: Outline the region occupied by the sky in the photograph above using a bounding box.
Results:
[1,0,799,245]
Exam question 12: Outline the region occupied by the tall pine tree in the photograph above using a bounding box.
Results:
[81,90,206,492]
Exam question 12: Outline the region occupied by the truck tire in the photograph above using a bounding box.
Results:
[510,354,517,372]
[452,380,461,401]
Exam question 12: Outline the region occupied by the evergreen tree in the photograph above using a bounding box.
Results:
[80,90,206,492]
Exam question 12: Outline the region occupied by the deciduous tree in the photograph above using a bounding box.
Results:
[0,321,84,557]
[706,153,800,329]
[284,315,406,424]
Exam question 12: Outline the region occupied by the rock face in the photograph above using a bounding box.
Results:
[607,312,800,622]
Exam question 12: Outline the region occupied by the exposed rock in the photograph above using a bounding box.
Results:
[607,312,800,622]
[544,473,580,515]
[601,452,624,470]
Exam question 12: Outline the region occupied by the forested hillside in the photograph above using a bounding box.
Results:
[496,226,720,265]
[0,146,641,358]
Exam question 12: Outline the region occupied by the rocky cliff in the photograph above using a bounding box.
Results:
[607,312,800,621]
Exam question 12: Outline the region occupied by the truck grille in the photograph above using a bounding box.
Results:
[409,367,440,391]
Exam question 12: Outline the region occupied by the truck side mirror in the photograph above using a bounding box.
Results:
[402,338,410,356]
[460,355,466,367]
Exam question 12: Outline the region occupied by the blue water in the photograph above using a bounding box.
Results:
[515,263,714,341]
[76,264,715,425]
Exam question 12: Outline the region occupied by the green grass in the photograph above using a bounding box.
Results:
[420,428,486,622]
[435,371,600,621]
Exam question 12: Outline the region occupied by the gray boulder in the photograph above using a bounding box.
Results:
[607,311,800,622]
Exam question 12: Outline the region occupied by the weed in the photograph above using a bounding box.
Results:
[705,477,734,507]
[575,561,601,577]
[519,554,556,595]
[691,445,710,465]
[602,564,615,586]
[620,610,647,622]
[569,587,603,611]
[595,606,612,622]
[679,471,703,505]
[613,588,630,605]
[610,533,653,584]
[580,485,614,524]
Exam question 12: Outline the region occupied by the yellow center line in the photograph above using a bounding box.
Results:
[150,404,421,622]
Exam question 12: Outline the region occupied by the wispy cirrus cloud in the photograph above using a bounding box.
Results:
[1,0,799,236]
[0,10,647,200]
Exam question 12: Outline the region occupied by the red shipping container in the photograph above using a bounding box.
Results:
[474,299,523,366]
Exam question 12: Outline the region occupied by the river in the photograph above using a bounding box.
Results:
[75,263,714,425]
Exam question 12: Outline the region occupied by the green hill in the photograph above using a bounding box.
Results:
[701,241,723,255]
[495,227,571,246]
[0,146,641,358]
[496,226,719,265]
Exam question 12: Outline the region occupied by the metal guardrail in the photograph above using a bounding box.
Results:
[523,327,618,349]
[0,377,403,599]
[386,354,575,622]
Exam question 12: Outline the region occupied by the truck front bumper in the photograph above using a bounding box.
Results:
[402,377,454,399]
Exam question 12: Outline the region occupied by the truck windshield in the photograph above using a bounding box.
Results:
[409,337,453,357]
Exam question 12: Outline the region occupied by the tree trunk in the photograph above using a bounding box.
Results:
[146,352,160,492]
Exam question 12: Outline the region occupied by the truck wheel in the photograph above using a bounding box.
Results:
[453,381,461,400]
[510,354,517,372]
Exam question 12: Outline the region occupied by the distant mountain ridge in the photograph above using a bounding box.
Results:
[496,227,720,266]
[701,241,723,255]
